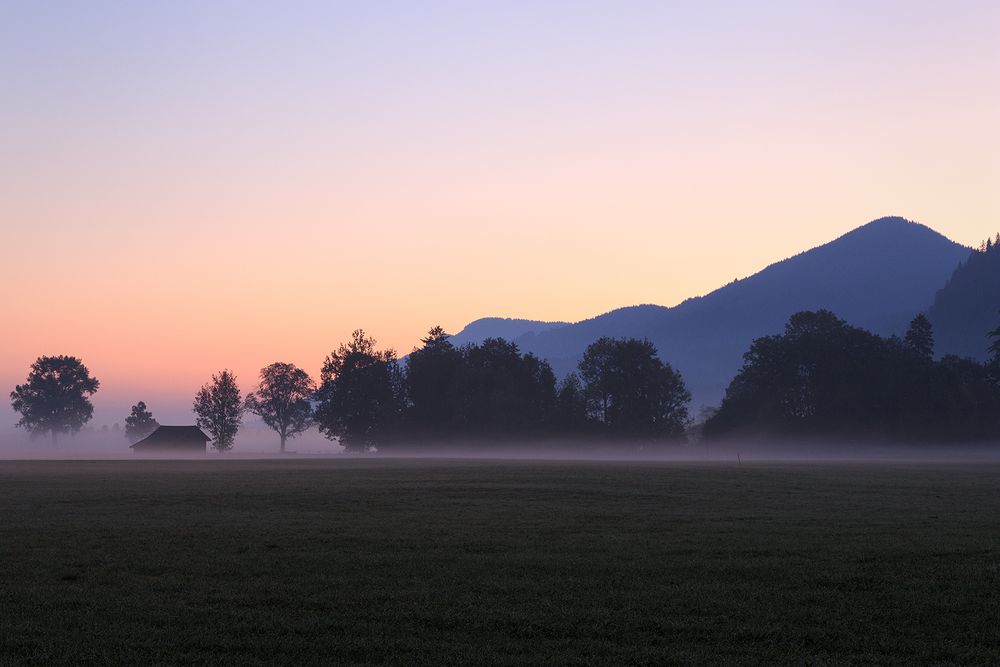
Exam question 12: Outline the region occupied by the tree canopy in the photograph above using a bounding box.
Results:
[704,310,1000,441]
[315,330,403,452]
[989,323,1000,384]
[578,337,691,441]
[124,401,158,443]
[453,338,557,437]
[404,327,464,435]
[390,330,689,447]
[245,362,315,453]
[193,370,245,453]
[393,330,561,446]
[904,314,934,361]
[10,356,100,443]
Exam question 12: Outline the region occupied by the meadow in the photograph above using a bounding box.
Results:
[1,457,998,665]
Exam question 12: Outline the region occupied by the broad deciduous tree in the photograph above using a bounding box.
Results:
[193,370,244,453]
[244,362,315,453]
[316,330,403,452]
[704,310,1000,441]
[10,355,100,443]
[578,337,691,441]
[451,338,557,437]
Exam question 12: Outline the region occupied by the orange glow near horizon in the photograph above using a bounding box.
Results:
[1,2,998,424]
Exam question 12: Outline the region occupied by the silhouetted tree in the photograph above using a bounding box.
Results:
[705,310,1000,441]
[405,326,463,435]
[390,331,562,447]
[989,323,1000,384]
[927,355,999,436]
[316,330,403,452]
[124,401,158,443]
[905,314,934,360]
[706,311,897,437]
[578,337,691,441]
[10,356,100,443]
[554,372,589,432]
[578,337,616,425]
[245,362,315,453]
[193,370,244,453]
[452,338,557,438]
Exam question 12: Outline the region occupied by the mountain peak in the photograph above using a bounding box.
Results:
[837,216,956,245]
[864,215,913,226]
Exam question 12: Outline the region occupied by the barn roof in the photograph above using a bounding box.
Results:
[130,425,211,448]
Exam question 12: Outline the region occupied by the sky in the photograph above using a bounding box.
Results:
[1,1,998,427]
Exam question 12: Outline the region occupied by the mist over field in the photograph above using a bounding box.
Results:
[3,426,999,464]
[0,425,341,459]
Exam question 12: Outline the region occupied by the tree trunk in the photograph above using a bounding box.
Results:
[280,433,286,454]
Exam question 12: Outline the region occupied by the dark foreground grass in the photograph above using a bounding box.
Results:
[1,459,999,665]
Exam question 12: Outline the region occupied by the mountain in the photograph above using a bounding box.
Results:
[454,217,970,407]
[448,317,569,348]
[928,238,1000,361]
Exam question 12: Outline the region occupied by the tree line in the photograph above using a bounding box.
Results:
[703,312,1000,441]
[8,328,691,452]
[10,314,1000,451]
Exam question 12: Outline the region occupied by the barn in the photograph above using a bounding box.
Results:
[130,426,210,454]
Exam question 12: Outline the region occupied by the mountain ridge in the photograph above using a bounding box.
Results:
[448,317,570,348]
[449,217,971,407]
[928,237,1000,361]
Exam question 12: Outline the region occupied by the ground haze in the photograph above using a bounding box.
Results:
[2,458,998,664]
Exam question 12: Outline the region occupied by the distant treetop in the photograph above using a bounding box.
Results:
[977,233,1000,253]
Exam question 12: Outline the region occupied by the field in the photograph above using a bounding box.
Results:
[1,458,999,665]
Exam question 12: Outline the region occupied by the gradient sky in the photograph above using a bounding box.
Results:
[2,1,998,427]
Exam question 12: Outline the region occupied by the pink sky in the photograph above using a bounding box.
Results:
[1,2,998,426]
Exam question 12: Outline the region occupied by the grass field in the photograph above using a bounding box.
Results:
[1,458,998,665]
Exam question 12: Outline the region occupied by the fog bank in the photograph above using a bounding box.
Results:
[1,425,998,463]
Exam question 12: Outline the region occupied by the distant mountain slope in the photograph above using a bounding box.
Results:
[448,317,569,348]
[928,238,1000,361]
[458,217,970,407]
